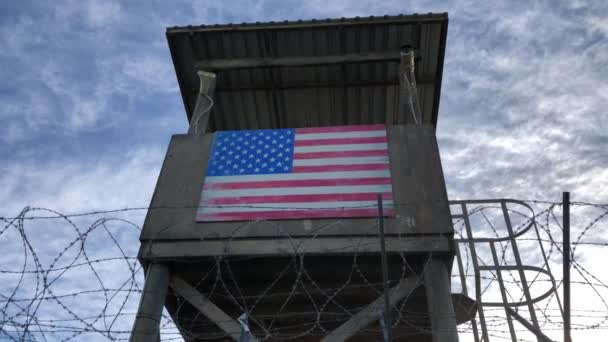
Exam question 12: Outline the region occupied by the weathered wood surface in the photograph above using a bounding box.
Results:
[140,125,452,241]
[170,276,259,342]
[139,236,452,259]
[320,276,420,342]
[424,258,460,342]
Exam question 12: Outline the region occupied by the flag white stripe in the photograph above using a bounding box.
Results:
[294,130,386,140]
[202,184,392,198]
[200,200,394,213]
[294,143,387,153]
[204,170,390,184]
[292,156,389,166]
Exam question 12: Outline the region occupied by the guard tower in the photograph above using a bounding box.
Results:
[132,13,471,342]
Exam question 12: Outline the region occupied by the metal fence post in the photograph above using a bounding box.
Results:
[377,194,393,341]
[563,192,571,342]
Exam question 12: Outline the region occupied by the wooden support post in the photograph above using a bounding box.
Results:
[188,70,216,135]
[423,258,459,342]
[320,276,419,342]
[170,275,260,342]
[130,263,171,342]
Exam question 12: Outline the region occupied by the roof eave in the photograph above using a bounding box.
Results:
[166,13,448,35]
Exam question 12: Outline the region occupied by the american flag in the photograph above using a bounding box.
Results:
[196,124,394,222]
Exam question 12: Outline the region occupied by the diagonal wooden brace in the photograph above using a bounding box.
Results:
[320,276,420,342]
[170,276,259,342]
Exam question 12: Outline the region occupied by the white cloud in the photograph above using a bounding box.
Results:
[0,1,182,145]
[0,146,163,215]
[86,0,123,28]
[121,55,179,93]
[435,1,608,204]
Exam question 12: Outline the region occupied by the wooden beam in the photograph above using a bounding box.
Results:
[195,51,401,71]
[140,236,453,260]
[170,276,259,342]
[213,75,435,92]
[320,276,420,342]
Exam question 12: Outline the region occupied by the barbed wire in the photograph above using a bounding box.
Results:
[0,199,606,341]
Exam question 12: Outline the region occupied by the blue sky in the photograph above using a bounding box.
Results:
[1,0,607,341]
[2,0,607,214]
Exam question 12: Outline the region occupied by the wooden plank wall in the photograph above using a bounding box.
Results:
[140,125,452,241]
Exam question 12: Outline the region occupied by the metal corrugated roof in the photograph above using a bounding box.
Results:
[166,13,448,131]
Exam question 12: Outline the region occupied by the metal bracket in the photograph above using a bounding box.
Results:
[398,48,422,125]
[188,70,216,135]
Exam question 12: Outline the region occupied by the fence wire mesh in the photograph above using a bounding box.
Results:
[1,199,606,341]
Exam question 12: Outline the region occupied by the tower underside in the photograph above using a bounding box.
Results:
[161,254,471,341]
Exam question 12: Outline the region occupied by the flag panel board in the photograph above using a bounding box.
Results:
[196,124,395,222]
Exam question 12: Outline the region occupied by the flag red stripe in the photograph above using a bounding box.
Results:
[296,124,385,134]
[203,177,391,190]
[294,149,388,159]
[292,163,389,173]
[202,192,394,205]
[198,208,396,221]
[294,136,387,146]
